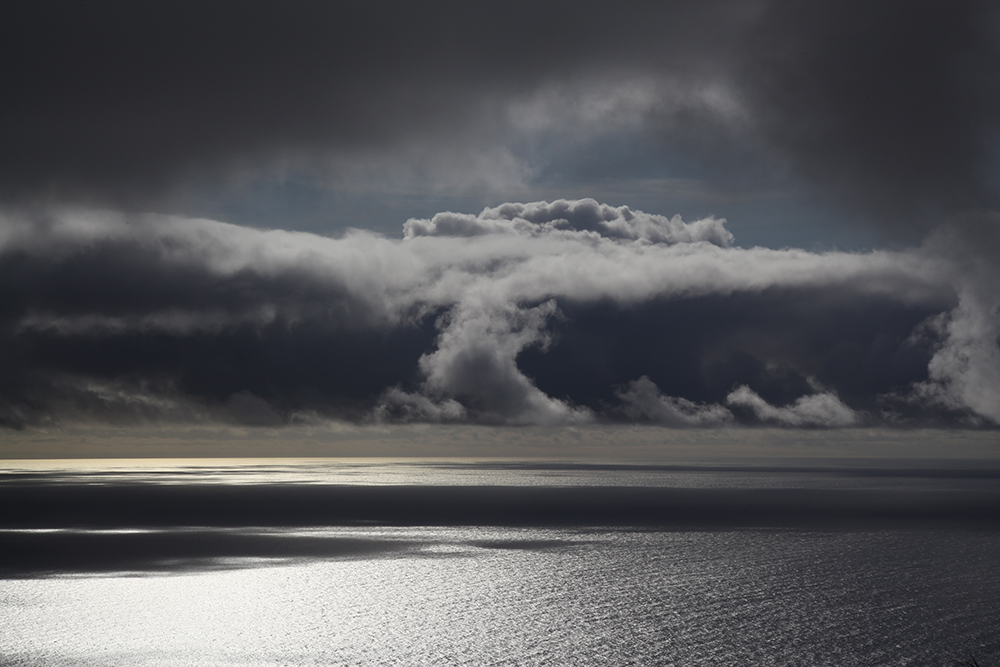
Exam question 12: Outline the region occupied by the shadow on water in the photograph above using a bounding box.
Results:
[0,528,591,577]
[4,465,1000,578]
[0,529,421,577]
[3,484,1000,530]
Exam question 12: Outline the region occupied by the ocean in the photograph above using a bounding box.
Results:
[2,458,999,666]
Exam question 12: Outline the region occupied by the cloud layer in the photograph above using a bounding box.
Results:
[1,2,999,453]
[3,201,990,430]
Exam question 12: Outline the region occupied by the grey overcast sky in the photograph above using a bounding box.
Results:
[1,0,999,457]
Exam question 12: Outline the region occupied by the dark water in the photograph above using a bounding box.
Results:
[2,459,999,666]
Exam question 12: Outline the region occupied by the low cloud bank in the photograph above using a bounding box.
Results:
[617,377,733,427]
[0,200,993,429]
[726,385,858,428]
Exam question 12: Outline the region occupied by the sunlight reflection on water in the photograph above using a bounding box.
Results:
[3,528,1000,666]
[3,457,999,491]
[3,459,1000,666]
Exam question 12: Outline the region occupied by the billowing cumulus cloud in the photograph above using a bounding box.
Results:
[910,215,1000,424]
[2,201,991,430]
[403,199,734,247]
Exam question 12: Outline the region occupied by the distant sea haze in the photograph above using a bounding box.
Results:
[2,459,999,666]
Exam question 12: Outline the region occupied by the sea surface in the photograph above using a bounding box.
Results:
[2,458,999,666]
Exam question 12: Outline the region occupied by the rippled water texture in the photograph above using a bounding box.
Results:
[2,459,999,666]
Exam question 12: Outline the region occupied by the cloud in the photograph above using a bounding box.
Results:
[4,2,995,230]
[414,300,592,425]
[726,385,859,428]
[372,388,467,424]
[739,1,1000,229]
[0,1,753,207]
[403,198,734,247]
[1,201,987,430]
[2,0,997,445]
[909,214,1000,424]
[617,376,733,427]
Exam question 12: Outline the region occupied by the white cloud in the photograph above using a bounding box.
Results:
[909,216,1000,424]
[414,300,592,425]
[403,198,734,247]
[726,385,859,427]
[617,376,733,426]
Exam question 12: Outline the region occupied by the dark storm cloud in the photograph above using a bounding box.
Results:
[0,0,753,206]
[0,211,439,427]
[5,0,1000,426]
[519,290,945,425]
[4,0,998,225]
[2,1,997,443]
[2,203,983,430]
[740,0,1000,228]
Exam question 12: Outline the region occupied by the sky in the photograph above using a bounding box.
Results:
[1,0,999,458]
